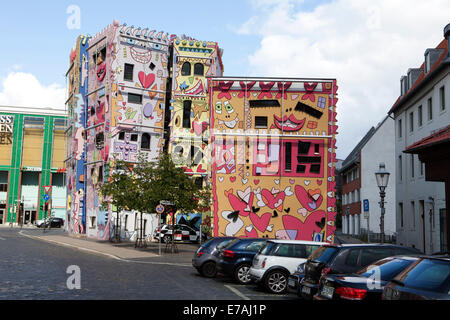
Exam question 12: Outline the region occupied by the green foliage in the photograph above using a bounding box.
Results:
[99,153,211,215]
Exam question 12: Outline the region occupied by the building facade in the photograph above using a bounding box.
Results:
[0,106,67,225]
[360,116,396,238]
[208,77,339,243]
[389,23,450,253]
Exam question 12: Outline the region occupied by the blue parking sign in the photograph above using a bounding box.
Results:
[363,199,369,212]
[43,194,50,201]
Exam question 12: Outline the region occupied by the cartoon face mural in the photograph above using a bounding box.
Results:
[209,78,338,243]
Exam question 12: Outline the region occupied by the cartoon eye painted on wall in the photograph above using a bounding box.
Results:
[153,43,161,50]
[127,38,135,45]
[215,102,222,114]
[224,101,234,114]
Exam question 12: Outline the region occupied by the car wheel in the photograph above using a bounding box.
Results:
[265,270,288,294]
[200,261,217,278]
[234,263,252,284]
[163,235,171,243]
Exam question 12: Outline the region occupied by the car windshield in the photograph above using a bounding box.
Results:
[357,258,417,281]
[399,259,450,293]
[308,246,339,263]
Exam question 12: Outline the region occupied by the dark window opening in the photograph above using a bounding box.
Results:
[124,63,134,81]
[298,141,311,155]
[310,164,321,174]
[296,165,306,174]
[297,156,321,163]
[95,132,104,149]
[90,106,96,116]
[182,100,192,128]
[194,177,203,188]
[128,93,142,104]
[294,101,323,119]
[130,134,138,142]
[181,62,191,76]
[255,116,268,128]
[98,166,103,183]
[118,132,125,140]
[149,62,156,71]
[194,63,204,76]
[141,133,151,150]
[249,100,281,108]
[314,144,320,154]
[93,47,106,64]
[285,142,292,171]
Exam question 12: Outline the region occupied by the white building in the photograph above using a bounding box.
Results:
[388,23,450,253]
[360,115,396,238]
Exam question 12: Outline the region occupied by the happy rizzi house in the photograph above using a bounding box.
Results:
[66,21,339,243]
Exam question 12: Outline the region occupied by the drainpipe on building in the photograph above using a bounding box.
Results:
[428,197,434,253]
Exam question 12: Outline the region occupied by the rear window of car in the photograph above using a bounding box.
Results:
[400,259,450,293]
[245,240,267,252]
[215,239,235,250]
[309,246,339,263]
[222,238,241,249]
[360,248,394,267]
[358,258,417,281]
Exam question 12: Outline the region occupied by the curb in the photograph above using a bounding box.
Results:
[18,230,192,268]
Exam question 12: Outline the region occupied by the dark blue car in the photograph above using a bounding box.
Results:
[216,238,269,284]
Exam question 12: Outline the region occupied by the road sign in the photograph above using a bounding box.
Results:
[43,194,50,201]
[156,204,165,214]
[44,186,51,193]
[160,200,174,206]
[363,199,369,212]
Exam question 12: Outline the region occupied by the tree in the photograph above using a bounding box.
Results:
[99,153,211,251]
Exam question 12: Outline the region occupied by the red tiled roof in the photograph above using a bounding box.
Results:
[389,38,448,114]
[404,125,450,153]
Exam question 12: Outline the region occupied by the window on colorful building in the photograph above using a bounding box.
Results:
[181,62,191,76]
[255,116,268,129]
[281,139,323,177]
[124,63,134,81]
[194,63,204,76]
[141,133,151,150]
[182,100,192,128]
[128,93,142,104]
[253,138,280,176]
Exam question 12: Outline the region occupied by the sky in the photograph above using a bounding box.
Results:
[0,0,449,160]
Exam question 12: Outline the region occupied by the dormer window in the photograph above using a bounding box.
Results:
[425,52,430,74]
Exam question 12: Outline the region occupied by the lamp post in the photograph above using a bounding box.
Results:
[375,163,390,244]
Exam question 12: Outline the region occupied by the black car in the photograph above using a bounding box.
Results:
[288,262,306,296]
[36,217,64,228]
[314,256,420,300]
[299,244,421,300]
[216,238,268,284]
[192,236,236,278]
[383,255,450,300]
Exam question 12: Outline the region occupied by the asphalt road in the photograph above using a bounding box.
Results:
[0,228,297,300]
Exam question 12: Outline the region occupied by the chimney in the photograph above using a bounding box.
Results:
[444,23,450,57]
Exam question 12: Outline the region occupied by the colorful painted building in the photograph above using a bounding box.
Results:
[0,106,67,225]
[208,77,339,243]
[166,37,223,230]
[66,21,171,239]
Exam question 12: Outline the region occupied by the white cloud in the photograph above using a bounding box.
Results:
[237,0,450,159]
[0,72,65,110]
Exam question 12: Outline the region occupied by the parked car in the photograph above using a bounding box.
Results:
[314,255,420,300]
[299,244,421,300]
[36,217,64,228]
[154,224,206,243]
[382,255,450,300]
[249,240,326,294]
[216,238,269,284]
[288,262,306,295]
[192,236,236,278]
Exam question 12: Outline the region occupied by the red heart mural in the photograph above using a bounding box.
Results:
[295,185,323,212]
[281,211,325,240]
[250,212,271,232]
[138,72,155,89]
[261,189,285,211]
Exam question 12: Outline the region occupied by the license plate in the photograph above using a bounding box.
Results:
[302,285,311,295]
[288,279,295,287]
[321,285,334,299]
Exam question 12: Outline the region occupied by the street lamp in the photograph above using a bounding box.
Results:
[375,163,390,244]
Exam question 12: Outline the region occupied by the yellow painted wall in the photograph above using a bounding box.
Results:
[52,131,65,168]
[22,128,43,167]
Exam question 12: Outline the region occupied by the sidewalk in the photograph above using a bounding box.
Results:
[334,230,366,244]
[19,228,199,265]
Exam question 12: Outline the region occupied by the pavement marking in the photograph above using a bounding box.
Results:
[18,231,192,268]
[224,285,251,300]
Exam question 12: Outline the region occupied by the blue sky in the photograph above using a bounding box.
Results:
[0,0,328,86]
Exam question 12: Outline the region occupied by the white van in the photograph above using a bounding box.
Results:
[249,239,327,294]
